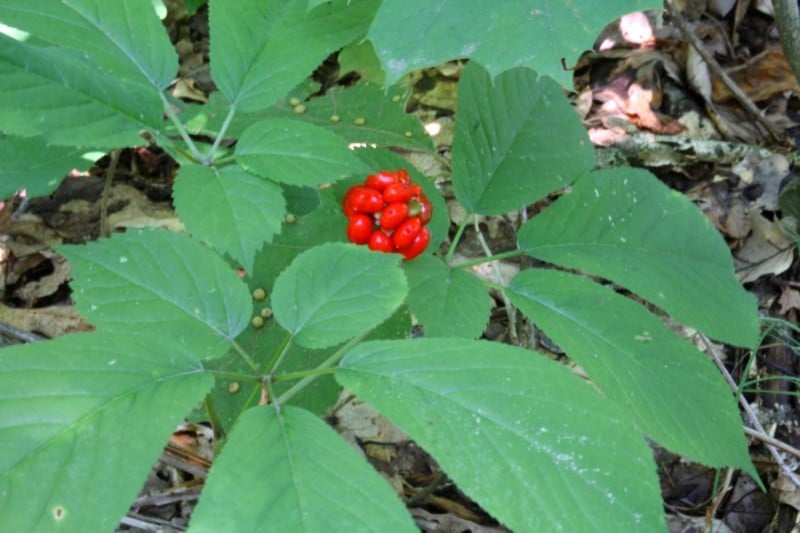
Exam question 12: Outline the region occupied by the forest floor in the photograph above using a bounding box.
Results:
[1,2,799,532]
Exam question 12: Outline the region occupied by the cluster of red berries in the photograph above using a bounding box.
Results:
[343,169,432,260]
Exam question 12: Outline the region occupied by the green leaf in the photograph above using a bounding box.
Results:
[451,62,594,215]
[338,40,385,84]
[235,119,368,186]
[174,164,285,272]
[282,184,320,217]
[337,339,665,531]
[0,135,87,197]
[271,243,407,348]
[517,168,760,347]
[0,37,159,147]
[0,331,212,531]
[268,79,432,153]
[0,0,177,89]
[209,0,378,111]
[506,269,757,479]
[403,255,491,338]
[189,405,416,531]
[368,0,660,87]
[61,229,251,359]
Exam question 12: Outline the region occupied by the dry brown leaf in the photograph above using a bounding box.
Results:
[734,210,795,282]
[0,303,92,338]
[778,287,800,315]
[773,473,800,511]
[713,45,800,104]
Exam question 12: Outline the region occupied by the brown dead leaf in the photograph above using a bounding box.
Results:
[106,185,182,232]
[773,473,800,511]
[0,303,92,338]
[713,45,800,104]
[9,252,71,306]
[734,210,795,282]
[778,287,800,315]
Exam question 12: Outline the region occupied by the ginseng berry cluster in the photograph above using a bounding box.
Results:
[343,169,432,260]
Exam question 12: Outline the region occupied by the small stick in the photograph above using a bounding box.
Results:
[664,0,784,142]
[700,333,800,488]
[99,149,122,238]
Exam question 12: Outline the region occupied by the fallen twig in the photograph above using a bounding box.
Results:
[664,0,784,143]
[700,333,800,488]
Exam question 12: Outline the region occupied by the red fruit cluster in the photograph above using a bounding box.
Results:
[343,169,433,260]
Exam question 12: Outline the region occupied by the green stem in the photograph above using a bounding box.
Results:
[483,279,506,292]
[211,155,237,167]
[265,333,294,376]
[160,92,203,162]
[274,331,367,406]
[452,249,524,270]
[206,370,262,383]
[204,394,225,440]
[445,213,472,264]
[171,143,197,163]
[230,340,261,375]
[204,105,237,164]
[272,367,337,384]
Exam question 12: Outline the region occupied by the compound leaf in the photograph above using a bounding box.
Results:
[0,135,86,197]
[190,405,416,531]
[62,229,251,359]
[235,119,368,186]
[517,168,759,347]
[506,269,757,480]
[210,0,378,111]
[174,164,286,272]
[0,332,212,531]
[337,339,665,531]
[0,0,176,89]
[403,255,491,338]
[451,62,594,215]
[271,243,407,349]
[368,0,660,87]
[0,36,158,147]
[267,80,430,152]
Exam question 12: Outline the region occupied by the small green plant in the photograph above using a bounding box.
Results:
[0,1,762,530]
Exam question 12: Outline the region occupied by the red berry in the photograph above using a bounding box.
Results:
[383,183,420,203]
[399,227,430,260]
[346,214,373,244]
[368,230,394,253]
[343,185,384,215]
[392,217,422,250]
[365,171,398,191]
[379,202,409,230]
[396,169,410,184]
[407,193,432,225]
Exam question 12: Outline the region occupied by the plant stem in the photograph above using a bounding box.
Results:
[160,92,204,162]
[205,104,237,164]
[774,0,800,86]
[265,332,294,376]
[272,367,337,383]
[472,215,518,343]
[211,155,237,167]
[274,331,367,406]
[451,249,524,270]
[206,370,262,383]
[445,213,472,264]
[230,340,261,375]
[99,148,121,238]
[204,394,225,441]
